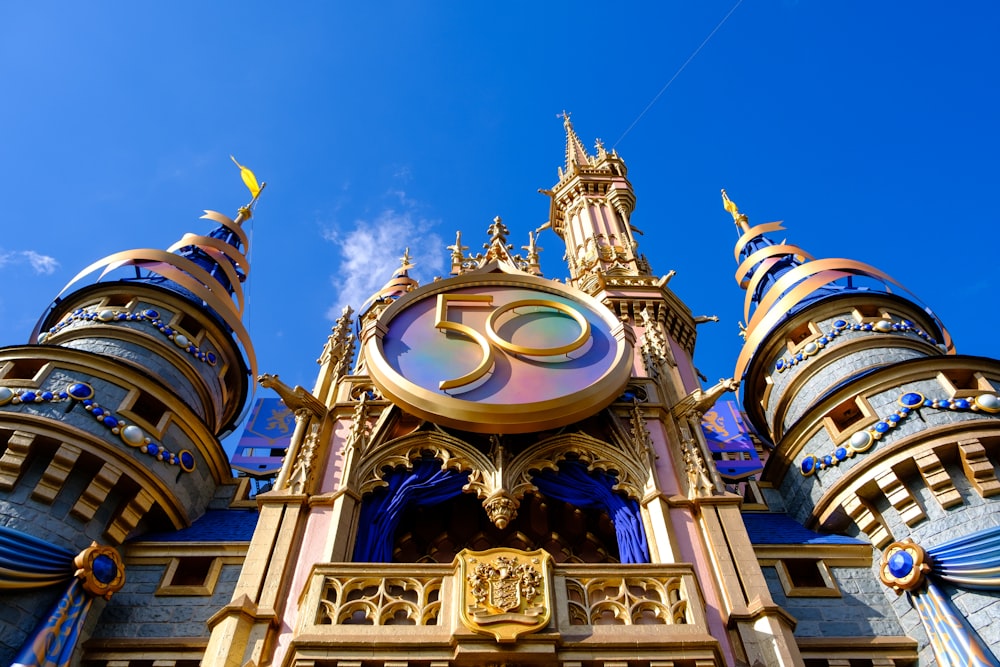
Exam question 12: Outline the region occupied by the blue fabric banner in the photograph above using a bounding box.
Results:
[11,579,92,667]
[533,460,650,564]
[353,457,470,562]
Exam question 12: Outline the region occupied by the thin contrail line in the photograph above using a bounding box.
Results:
[614,0,744,149]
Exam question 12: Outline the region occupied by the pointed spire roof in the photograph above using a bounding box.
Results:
[726,190,953,380]
[33,170,264,378]
[359,249,420,314]
[562,111,592,170]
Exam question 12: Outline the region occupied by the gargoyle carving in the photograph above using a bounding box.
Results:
[672,377,739,420]
[258,373,327,420]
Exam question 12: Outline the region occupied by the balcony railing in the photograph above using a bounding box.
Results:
[291,560,720,666]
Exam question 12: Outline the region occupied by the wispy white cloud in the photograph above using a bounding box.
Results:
[323,207,444,320]
[0,249,59,275]
[23,251,59,275]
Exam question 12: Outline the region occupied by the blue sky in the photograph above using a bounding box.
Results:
[1,2,998,431]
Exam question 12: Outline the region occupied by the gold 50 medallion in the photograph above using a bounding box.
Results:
[362,273,632,433]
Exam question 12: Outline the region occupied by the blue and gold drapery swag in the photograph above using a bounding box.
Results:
[882,524,1000,667]
[1,525,124,667]
[352,457,650,564]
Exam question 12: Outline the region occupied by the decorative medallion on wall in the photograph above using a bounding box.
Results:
[363,272,632,433]
[457,547,552,643]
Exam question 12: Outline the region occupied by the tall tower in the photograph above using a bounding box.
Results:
[0,180,259,665]
[203,117,808,667]
[728,191,1000,665]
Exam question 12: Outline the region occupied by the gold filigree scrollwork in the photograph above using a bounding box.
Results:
[318,575,442,626]
[287,423,320,495]
[344,392,370,456]
[627,401,656,470]
[565,573,688,625]
[639,307,676,379]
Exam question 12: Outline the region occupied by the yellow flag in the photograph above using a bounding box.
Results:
[721,189,739,216]
[230,155,261,198]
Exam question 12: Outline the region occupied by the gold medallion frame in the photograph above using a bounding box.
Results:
[362,272,632,433]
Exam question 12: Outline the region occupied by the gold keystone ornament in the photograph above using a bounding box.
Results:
[362,272,633,433]
[457,548,552,642]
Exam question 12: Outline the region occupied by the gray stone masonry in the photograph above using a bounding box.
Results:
[762,565,909,639]
[91,563,243,639]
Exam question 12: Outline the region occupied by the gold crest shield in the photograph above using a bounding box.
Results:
[456,548,552,643]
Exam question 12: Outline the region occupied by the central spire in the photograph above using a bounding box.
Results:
[561,111,592,171]
[543,114,647,284]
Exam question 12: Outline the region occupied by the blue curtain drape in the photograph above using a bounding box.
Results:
[0,525,76,589]
[904,525,1000,667]
[532,460,650,563]
[353,457,470,562]
[0,525,96,667]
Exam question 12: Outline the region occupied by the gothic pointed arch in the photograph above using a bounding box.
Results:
[507,430,649,503]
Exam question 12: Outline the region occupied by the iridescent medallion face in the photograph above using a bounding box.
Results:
[363,273,632,433]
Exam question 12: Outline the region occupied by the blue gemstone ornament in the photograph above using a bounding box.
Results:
[68,383,94,400]
[887,550,914,578]
[179,450,196,472]
[801,456,816,476]
[93,554,118,584]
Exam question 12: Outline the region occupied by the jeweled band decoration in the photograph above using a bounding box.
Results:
[31,206,258,379]
[774,316,937,374]
[800,391,1000,476]
[39,307,218,366]
[0,382,196,473]
[363,273,632,434]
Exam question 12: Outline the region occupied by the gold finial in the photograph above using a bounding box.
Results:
[487,216,510,246]
[721,188,750,232]
[399,248,413,271]
[447,231,469,275]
